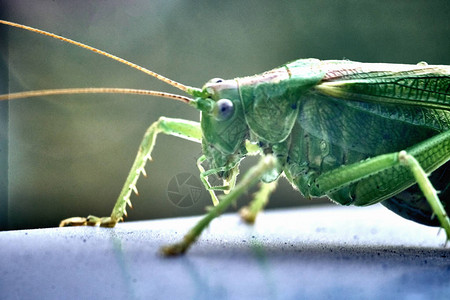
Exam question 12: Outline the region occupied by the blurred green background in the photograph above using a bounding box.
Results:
[1,0,449,229]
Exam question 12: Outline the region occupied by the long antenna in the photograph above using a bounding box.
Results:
[0,88,193,103]
[0,20,202,97]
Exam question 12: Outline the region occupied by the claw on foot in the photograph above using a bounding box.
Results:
[160,242,188,256]
[239,207,257,224]
[59,216,117,228]
[160,233,197,256]
[59,217,88,227]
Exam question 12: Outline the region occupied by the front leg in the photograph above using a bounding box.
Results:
[239,180,278,224]
[60,117,202,227]
[161,155,278,255]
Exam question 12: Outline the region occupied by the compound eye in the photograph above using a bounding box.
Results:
[214,99,234,121]
[209,78,224,84]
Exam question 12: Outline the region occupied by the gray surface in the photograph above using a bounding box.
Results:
[1,205,449,300]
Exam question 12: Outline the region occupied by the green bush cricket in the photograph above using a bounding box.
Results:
[1,20,449,255]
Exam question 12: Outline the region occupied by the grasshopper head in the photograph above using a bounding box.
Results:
[194,78,249,179]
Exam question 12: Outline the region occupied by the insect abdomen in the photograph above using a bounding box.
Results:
[285,92,447,207]
[380,162,449,227]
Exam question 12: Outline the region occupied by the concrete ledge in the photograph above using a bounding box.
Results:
[1,204,449,299]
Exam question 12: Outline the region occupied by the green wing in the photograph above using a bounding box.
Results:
[315,61,450,111]
[297,61,450,156]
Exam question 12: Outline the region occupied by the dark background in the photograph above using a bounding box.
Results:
[1,0,449,229]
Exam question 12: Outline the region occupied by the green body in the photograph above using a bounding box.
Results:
[2,19,448,254]
[71,57,448,254]
[199,59,450,226]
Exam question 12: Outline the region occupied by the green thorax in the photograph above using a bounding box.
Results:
[237,58,325,143]
[195,59,326,178]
